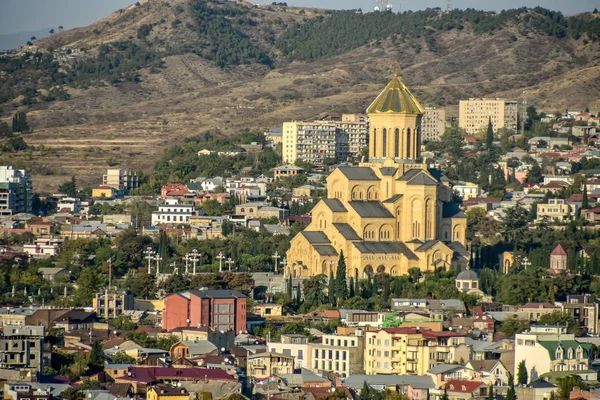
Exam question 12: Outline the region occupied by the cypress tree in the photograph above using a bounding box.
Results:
[328,272,336,306]
[349,277,355,298]
[296,283,302,303]
[158,231,169,273]
[287,276,293,297]
[488,386,494,400]
[582,183,589,210]
[517,360,528,385]
[486,118,494,149]
[335,251,348,300]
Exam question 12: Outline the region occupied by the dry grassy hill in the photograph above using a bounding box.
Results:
[1,0,599,192]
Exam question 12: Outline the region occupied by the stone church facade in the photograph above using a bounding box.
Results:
[285,74,468,278]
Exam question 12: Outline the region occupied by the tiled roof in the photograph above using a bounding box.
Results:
[551,244,567,256]
[444,380,484,393]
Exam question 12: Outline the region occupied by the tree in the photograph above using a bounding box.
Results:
[73,268,103,306]
[538,311,581,335]
[488,386,494,400]
[129,199,154,230]
[158,231,170,272]
[60,388,83,400]
[499,317,530,337]
[302,275,327,310]
[12,111,29,133]
[328,272,336,306]
[89,340,106,373]
[58,176,77,197]
[0,121,12,138]
[78,379,101,390]
[441,388,449,400]
[517,360,528,385]
[486,118,494,149]
[161,272,190,294]
[582,184,589,210]
[349,277,355,298]
[131,271,156,300]
[49,29,55,35]
[506,374,516,400]
[58,26,64,32]
[500,202,529,246]
[525,160,543,183]
[557,375,587,400]
[335,251,348,301]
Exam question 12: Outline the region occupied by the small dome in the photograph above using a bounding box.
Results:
[457,269,478,281]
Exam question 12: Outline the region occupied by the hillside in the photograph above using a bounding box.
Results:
[1,0,599,192]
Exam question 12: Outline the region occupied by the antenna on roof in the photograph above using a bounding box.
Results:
[446,0,452,13]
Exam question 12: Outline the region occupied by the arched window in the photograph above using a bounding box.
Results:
[406,128,411,158]
[394,128,400,157]
[373,128,377,155]
[382,129,387,157]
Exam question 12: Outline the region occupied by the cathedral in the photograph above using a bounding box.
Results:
[285,73,468,279]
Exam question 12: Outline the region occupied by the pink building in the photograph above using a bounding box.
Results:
[163,289,247,334]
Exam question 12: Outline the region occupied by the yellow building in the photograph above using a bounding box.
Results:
[459,98,518,135]
[92,185,118,199]
[286,74,468,279]
[364,328,472,375]
[147,385,189,400]
[247,351,294,379]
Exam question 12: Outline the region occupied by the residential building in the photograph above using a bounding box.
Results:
[0,325,44,382]
[537,199,578,222]
[147,385,189,400]
[441,380,489,400]
[151,199,194,225]
[514,325,592,382]
[458,98,518,135]
[93,290,135,320]
[583,207,600,223]
[421,108,446,142]
[268,334,311,369]
[57,197,80,213]
[453,182,480,200]
[37,267,67,281]
[286,75,468,279]
[311,329,365,377]
[24,238,64,258]
[0,166,33,217]
[264,128,283,144]
[282,118,368,164]
[465,360,510,386]
[162,289,247,334]
[247,351,294,380]
[103,169,139,191]
[235,202,288,219]
[343,374,436,398]
[254,303,282,317]
[555,295,600,334]
[364,328,471,376]
[273,165,305,181]
[517,303,561,321]
[92,185,118,199]
[4,383,52,400]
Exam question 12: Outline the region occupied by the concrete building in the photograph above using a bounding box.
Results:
[103,169,139,191]
[453,182,480,200]
[459,98,518,135]
[286,74,467,279]
[556,295,600,335]
[147,385,189,400]
[248,351,294,380]
[93,290,135,320]
[311,330,365,377]
[273,165,305,181]
[4,383,53,400]
[537,199,578,223]
[282,118,368,164]
[0,166,33,217]
[268,334,311,369]
[0,325,44,382]
[514,325,592,383]
[421,108,446,142]
[162,289,247,334]
[364,328,471,376]
[151,199,194,225]
[24,238,64,258]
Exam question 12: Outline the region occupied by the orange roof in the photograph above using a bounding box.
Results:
[444,380,484,393]
[551,244,567,256]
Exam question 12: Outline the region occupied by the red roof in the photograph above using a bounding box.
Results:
[519,302,559,309]
[381,327,421,334]
[551,244,567,256]
[567,194,584,202]
[123,367,236,384]
[444,380,484,393]
[542,181,569,188]
[583,207,600,214]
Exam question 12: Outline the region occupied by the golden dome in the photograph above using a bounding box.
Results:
[367,74,425,115]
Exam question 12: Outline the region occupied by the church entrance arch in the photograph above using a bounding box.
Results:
[377,265,386,274]
[364,265,374,278]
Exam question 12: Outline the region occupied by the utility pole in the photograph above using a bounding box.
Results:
[522,90,528,137]
[446,0,452,13]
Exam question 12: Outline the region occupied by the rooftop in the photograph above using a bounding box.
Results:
[366,75,425,115]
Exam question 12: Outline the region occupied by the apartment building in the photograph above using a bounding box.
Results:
[0,166,32,217]
[282,118,368,164]
[459,98,518,135]
[162,289,247,334]
[247,351,294,380]
[103,169,139,191]
[311,330,365,377]
[268,334,311,369]
[0,325,44,382]
[555,295,600,335]
[364,328,471,376]
[453,182,480,201]
[536,199,578,222]
[151,199,194,225]
[92,290,135,320]
[514,325,592,383]
[421,108,446,141]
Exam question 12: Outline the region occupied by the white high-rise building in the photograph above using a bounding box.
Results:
[459,98,518,135]
[0,166,33,217]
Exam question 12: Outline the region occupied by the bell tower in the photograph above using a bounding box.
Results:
[366,73,425,161]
